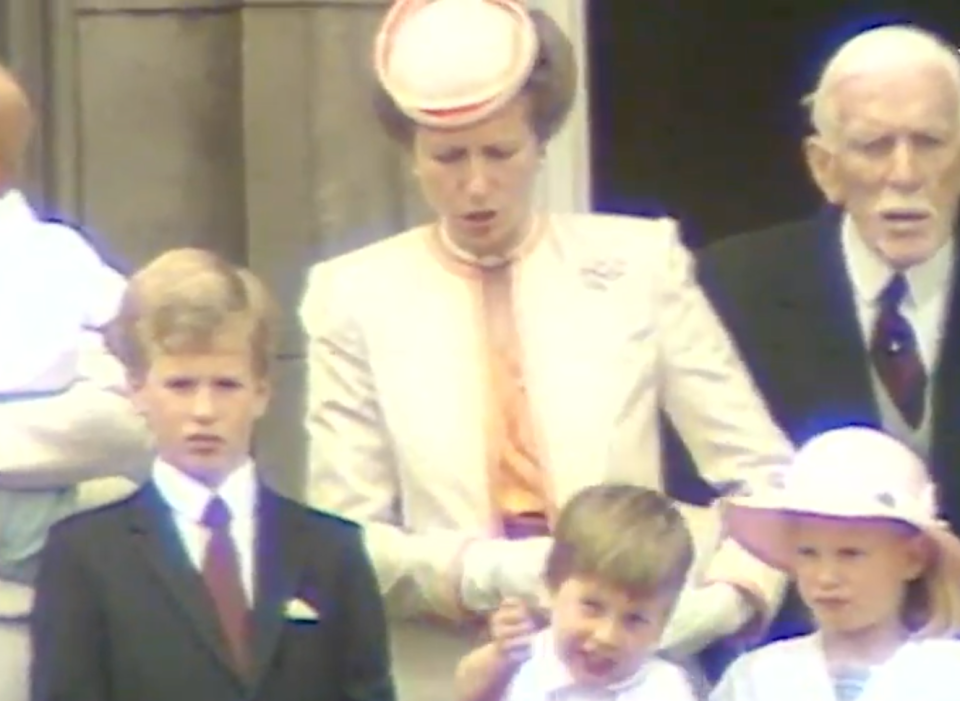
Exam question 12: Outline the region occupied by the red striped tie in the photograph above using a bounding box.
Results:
[870,274,927,428]
[202,496,251,675]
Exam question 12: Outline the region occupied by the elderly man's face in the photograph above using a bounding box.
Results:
[806,64,960,269]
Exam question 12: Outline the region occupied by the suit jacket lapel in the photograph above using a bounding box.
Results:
[127,483,240,678]
[248,487,307,690]
[777,210,881,432]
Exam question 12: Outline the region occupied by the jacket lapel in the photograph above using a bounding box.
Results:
[776,211,881,435]
[248,487,307,690]
[127,483,240,679]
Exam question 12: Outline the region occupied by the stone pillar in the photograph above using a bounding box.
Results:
[240,0,427,496]
[72,0,248,264]
[530,0,592,213]
[2,0,592,498]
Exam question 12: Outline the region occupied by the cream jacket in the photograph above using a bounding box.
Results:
[300,214,792,700]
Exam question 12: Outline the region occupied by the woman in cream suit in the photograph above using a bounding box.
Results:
[299,1,793,699]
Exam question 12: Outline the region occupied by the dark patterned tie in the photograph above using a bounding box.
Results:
[870,274,927,428]
[202,496,251,675]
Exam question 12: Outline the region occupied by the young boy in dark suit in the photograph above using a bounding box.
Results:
[29,248,396,701]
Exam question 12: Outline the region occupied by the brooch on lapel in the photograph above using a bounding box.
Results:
[283,597,321,622]
[579,258,626,291]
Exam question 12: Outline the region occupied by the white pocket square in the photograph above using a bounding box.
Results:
[283,597,320,621]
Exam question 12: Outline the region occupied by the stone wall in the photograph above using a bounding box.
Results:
[0,0,590,499]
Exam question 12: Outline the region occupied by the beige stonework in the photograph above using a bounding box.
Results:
[0,0,591,498]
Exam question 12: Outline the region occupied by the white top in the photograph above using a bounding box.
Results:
[503,629,697,701]
[711,633,960,701]
[0,189,125,394]
[152,460,258,603]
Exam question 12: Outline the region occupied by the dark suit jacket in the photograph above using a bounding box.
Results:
[664,212,960,642]
[30,480,395,701]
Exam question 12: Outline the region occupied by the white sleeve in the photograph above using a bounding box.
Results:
[50,224,126,330]
[652,219,789,626]
[0,226,150,488]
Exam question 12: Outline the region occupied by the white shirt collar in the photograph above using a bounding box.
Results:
[152,459,258,525]
[436,214,545,268]
[840,214,954,308]
[529,629,655,698]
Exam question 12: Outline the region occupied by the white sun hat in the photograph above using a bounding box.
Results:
[374,0,539,128]
[724,426,960,573]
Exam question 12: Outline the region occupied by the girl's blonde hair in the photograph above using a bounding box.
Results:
[905,530,960,639]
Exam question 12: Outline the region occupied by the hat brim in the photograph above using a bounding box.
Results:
[374,0,538,128]
[725,498,960,576]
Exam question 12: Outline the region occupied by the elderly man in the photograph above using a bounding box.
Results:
[0,65,150,701]
[669,24,960,644]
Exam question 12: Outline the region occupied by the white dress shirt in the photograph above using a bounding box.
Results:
[152,460,258,603]
[840,217,954,373]
[503,630,697,701]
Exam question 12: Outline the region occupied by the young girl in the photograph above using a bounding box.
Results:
[712,426,960,700]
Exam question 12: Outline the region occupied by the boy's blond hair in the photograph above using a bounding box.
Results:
[544,484,694,597]
[107,248,279,377]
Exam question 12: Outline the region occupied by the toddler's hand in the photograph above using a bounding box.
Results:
[489,597,538,665]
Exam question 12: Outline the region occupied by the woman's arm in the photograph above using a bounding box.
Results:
[651,220,790,647]
[299,262,550,621]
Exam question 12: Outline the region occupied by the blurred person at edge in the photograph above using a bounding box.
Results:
[0,63,150,701]
[298,1,794,700]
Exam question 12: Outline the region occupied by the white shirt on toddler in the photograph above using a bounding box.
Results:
[503,629,699,701]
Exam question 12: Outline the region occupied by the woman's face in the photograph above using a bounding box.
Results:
[412,96,542,257]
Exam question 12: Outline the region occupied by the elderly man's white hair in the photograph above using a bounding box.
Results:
[806,25,960,141]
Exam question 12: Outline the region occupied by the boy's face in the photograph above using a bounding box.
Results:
[547,575,675,688]
[129,349,270,487]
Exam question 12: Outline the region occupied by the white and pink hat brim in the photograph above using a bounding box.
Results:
[374,0,539,128]
[724,426,960,574]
